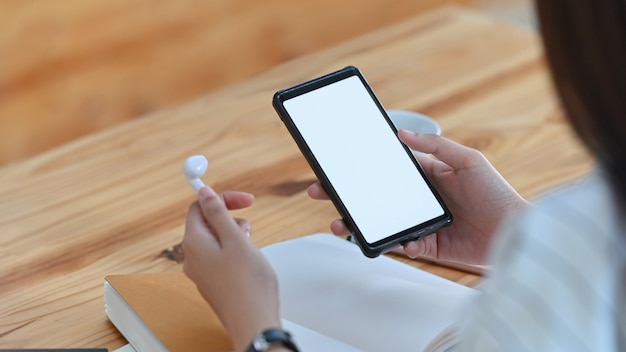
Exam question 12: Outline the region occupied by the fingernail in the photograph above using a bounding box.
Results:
[400,129,417,136]
[199,186,218,198]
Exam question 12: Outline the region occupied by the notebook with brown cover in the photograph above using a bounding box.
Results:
[105,272,232,352]
[105,234,477,352]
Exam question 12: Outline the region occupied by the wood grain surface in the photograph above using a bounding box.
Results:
[0,6,592,350]
[0,0,468,166]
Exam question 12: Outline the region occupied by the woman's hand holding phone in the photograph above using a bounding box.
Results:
[308,131,530,265]
[274,67,452,257]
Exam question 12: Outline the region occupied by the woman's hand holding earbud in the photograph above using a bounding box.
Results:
[182,187,282,351]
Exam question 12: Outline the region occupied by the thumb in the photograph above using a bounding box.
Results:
[197,186,247,246]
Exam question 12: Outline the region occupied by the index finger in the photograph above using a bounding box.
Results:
[221,191,255,210]
[398,130,484,170]
[307,182,330,200]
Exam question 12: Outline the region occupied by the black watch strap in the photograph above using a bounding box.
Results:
[246,328,299,352]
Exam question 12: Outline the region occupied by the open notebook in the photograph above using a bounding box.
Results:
[105,234,477,352]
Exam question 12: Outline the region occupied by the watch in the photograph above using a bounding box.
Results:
[246,328,300,352]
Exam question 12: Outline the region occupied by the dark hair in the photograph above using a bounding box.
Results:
[535,1,626,211]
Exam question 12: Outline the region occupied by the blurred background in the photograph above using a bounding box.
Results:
[0,0,533,166]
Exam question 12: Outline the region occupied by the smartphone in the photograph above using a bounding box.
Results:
[273,66,452,257]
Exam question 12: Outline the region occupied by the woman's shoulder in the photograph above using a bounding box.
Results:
[458,170,624,351]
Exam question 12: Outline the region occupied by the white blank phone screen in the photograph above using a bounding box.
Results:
[283,76,444,243]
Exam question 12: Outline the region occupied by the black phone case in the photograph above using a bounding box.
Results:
[272,66,452,257]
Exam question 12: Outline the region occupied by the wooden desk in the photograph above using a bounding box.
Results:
[0,6,592,350]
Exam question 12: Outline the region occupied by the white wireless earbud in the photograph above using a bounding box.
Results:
[183,155,208,192]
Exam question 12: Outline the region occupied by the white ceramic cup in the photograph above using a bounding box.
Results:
[387,110,441,136]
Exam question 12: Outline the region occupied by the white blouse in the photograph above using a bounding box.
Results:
[456,170,626,351]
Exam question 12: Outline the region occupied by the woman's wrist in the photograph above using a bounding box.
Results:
[232,318,283,352]
[244,327,299,352]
